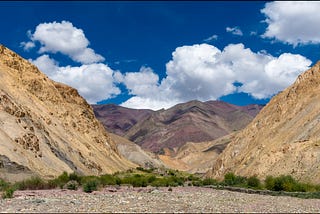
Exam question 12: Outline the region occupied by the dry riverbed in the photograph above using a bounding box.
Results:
[1,186,320,213]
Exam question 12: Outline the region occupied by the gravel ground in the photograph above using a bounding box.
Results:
[1,186,320,213]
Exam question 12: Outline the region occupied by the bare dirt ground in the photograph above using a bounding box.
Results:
[1,186,320,213]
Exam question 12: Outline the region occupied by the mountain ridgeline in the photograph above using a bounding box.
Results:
[93,101,263,153]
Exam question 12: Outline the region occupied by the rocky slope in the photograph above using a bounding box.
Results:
[94,101,263,153]
[158,133,236,174]
[0,45,135,182]
[208,61,320,183]
[109,133,164,169]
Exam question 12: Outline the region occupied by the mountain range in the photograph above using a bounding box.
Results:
[93,101,263,153]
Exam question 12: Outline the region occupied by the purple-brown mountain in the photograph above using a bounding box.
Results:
[92,104,153,136]
[92,100,264,153]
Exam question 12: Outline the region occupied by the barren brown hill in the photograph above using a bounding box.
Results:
[92,104,152,136]
[208,61,320,183]
[123,100,262,153]
[159,133,236,174]
[0,45,135,182]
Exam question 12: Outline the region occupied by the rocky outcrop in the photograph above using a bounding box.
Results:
[208,61,320,183]
[0,44,135,181]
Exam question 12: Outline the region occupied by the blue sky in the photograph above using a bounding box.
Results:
[1,1,320,110]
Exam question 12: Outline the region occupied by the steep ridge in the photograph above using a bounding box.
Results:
[0,45,135,181]
[121,100,262,153]
[208,61,320,183]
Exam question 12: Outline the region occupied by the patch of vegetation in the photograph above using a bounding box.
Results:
[14,176,48,190]
[64,180,79,190]
[83,180,99,193]
[2,167,320,199]
[136,167,154,173]
[99,174,118,186]
[2,187,15,199]
[264,175,308,192]
[247,176,261,189]
[222,172,247,187]
[0,179,10,191]
[1,179,15,199]
[203,178,218,186]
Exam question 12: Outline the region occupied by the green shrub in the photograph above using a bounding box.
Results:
[247,176,261,189]
[83,180,99,193]
[192,180,204,187]
[121,174,149,187]
[150,178,167,187]
[187,175,196,181]
[15,177,47,190]
[264,175,307,192]
[169,176,184,186]
[69,172,81,183]
[265,176,275,190]
[2,187,15,199]
[99,174,117,186]
[150,179,161,187]
[48,171,74,189]
[115,177,122,185]
[203,178,218,186]
[223,172,247,187]
[80,176,99,185]
[64,180,79,190]
[147,175,156,183]
[223,172,236,185]
[59,171,70,182]
[0,179,9,191]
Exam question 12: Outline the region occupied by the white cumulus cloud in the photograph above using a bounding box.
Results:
[117,66,159,96]
[120,43,311,110]
[24,21,104,64]
[226,26,243,36]
[261,1,320,46]
[20,41,35,51]
[31,55,120,104]
[118,67,180,110]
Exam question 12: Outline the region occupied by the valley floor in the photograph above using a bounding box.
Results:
[1,186,319,213]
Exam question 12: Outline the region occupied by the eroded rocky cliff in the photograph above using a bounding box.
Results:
[0,45,135,181]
